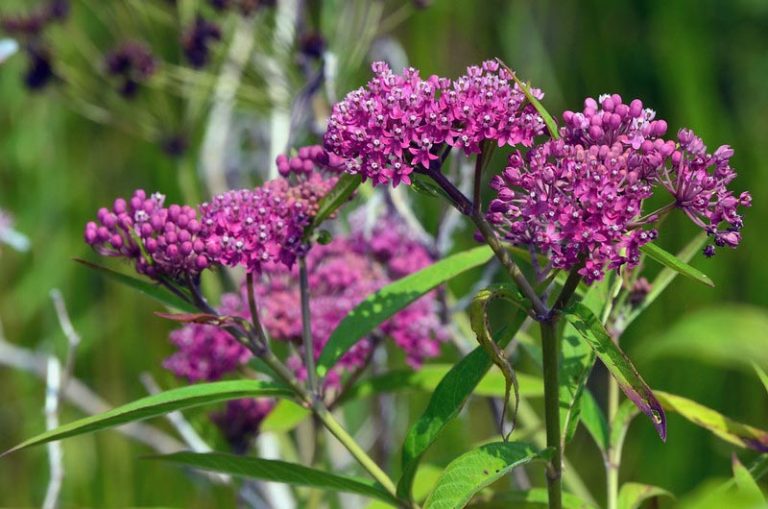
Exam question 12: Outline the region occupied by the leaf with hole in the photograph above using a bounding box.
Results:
[423,442,551,509]
[564,303,666,440]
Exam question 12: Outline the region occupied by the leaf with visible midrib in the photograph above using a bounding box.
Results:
[423,442,550,509]
[317,245,495,375]
[398,313,526,500]
[656,391,768,451]
[306,173,362,236]
[617,483,673,509]
[76,258,197,313]
[2,381,292,456]
[639,242,714,288]
[150,452,398,504]
[564,303,666,440]
[339,365,543,405]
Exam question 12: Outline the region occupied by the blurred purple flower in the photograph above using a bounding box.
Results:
[182,16,221,69]
[211,398,275,452]
[104,41,156,98]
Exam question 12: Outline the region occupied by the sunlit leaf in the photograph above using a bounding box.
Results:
[754,363,768,396]
[617,482,673,509]
[398,313,526,500]
[3,381,292,456]
[640,306,768,371]
[338,365,543,405]
[564,303,666,440]
[656,391,768,452]
[150,452,398,504]
[76,259,197,313]
[260,400,311,433]
[732,455,767,506]
[580,390,609,453]
[318,246,494,375]
[639,242,714,288]
[467,488,598,508]
[423,442,551,509]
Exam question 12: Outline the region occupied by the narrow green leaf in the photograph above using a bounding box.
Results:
[564,303,666,440]
[580,389,609,452]
[624,232,707,328]
[364,464,444,508]
[656,391,768,451]
[468,488,598,509]
[76,258,197,313]
[754,363,768,396]
[639,242,714,288]
[500,61,559,140]
[151,452,398,504]
[260,400,311,433]
[2,381,292,456]
[306,173,361,236]
[617,482,674,509]
[318,245,494,375]
[732,456,767,505]
[423,442,550,509]
[640,306,768,370]
[339,365,543,405]
[398,312,526,500]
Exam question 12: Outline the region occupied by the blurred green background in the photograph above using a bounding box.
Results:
[0,0,766,507]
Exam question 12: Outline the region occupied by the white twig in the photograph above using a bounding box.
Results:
[42,356,63,509]
[50,289,81,388]
[0,321,184,454]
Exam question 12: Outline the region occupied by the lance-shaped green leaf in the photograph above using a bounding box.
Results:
[467,488,598,509]
[656,391,768,452]
[754,363,768,396]
[338,365,543,405]
[580,389,609,453]
[624,232,707,328]
[423,442,550,509]
[260,400,311,433]
[398,311,527,500]
[732,455,767,506]
[640,306,768,370]
[305,173,361,237]
[150,452,398,504]
[2,381,292,456]
[639,242,714,288]
[617,483,673,509]
[318,246,494,375]
[76,259,197,313]
[564,303,666,440]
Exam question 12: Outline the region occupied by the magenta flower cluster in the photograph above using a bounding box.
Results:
[323,60,545,186]
[487,94,750,282]
[257,212,447,383]
[198,174,335,274]
[84,190,211,280]
[84,175,335,281]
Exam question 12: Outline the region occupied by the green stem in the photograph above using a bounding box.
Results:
[607,373,620,509]
[299,257,319,394]
[540,319,562,509]
[245,272,269,349]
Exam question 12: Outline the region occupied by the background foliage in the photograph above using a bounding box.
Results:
[0,0,766,507]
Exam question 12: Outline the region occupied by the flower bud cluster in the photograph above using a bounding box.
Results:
[84,190,212,280]
[324,60,544,186]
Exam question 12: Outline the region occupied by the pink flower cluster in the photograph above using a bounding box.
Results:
[84,190,211,281]
[85,175,336,280]
[198,174,336,274]
[665,129,751,256]
[323,60,545,186]
[210,398,275,453]
[488,94,750,282]
[163,294,251,382]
